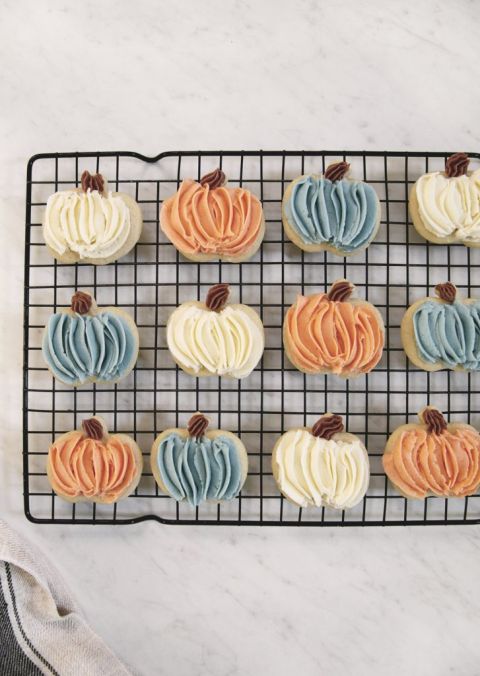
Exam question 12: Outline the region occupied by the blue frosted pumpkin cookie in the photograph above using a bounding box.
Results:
[42,291,139,386]
[401,282,480,372]
[151,413,248,507]
[282,161,380,255]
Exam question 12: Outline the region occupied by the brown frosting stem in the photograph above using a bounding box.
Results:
[82,418,104,440]
[199,168,226,189]
[81,170,105,193]
[435,282,456,303]
[445,153,469,178]
[324,161,350,182]
[421,408,447,435]
[327,280,354,302]
[312,414,344,440]
[188,413,209,438]
[71,291,92,314]
[205,284,230,311]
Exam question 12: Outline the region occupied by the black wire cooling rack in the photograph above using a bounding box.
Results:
[24,150,480,526]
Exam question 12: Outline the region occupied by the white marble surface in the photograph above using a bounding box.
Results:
[1,0,480,674]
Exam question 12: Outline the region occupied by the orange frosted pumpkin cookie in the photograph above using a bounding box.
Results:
[160,168,265,262]
[283,280,384,377]
[47,417,142,504]
[383,407,480,499]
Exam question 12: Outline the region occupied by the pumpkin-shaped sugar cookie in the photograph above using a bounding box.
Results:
[283,280,384,377]
[402,282,480,372]
[42,291,139,386]
[167,283,264,379]
[383,407,480,499]
[43,170,143,264]
[282,161,380,255]
[151,413,248,506]
[410,153,480,246]
[272,414,370,509]
[47,417,143,504]
[160,168,265,262]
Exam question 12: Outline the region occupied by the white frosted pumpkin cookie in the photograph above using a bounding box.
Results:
[283,280,385,377]
[42,290,139,386]
[47,416,143,504]
[43,170,143,264]
[166,283,264,378]
[272,413,370,509]
[282,161,380,255]
[151,413,248,506]
[160,168,265,262]
[409,153,480,246]
[401,282,480,372]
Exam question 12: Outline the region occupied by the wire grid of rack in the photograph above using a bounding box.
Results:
[24,150,480,526]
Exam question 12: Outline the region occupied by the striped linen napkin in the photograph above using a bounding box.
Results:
[0,520,131,676]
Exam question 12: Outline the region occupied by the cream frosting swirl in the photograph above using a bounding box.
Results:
[415,169,480,241]
[48,431,139,503]
[273,429,369,509]
[167,303,264,378]
[44,189,131,259]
